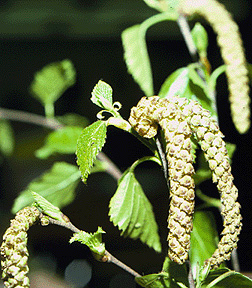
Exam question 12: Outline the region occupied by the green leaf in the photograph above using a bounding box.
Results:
[136,257,188,288]
[122,24,154,96]
[226,142,236,161]
[35,126,83,159]
[159,67,190,98]
[29,59,76,106]
[56,113,89,128]
[109,170,161,252]
[142,0,179,12]
[76,120,107,183]
[208,65,226,92]
[0,120,15,156]
[90,80,113,110]
[189,211,219,278]
[191,23,208,56]
[70,227,106,260]
[32,191,66,222]
[202,268,252,288]
[12,161,81,213]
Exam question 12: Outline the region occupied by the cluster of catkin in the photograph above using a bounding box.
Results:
[129,95,242,268]
[179,0,250,134]
[1,207,40,288]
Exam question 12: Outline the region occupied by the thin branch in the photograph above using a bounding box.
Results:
[0,107,64,130]
[177,15,199,62]
[156,136,169,184]
[96,152,122,181]
[46,216,141,278]
[188,261,196,288]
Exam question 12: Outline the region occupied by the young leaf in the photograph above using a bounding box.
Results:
[90,80,113,110]
[191,22,208,57]
[202,268,252,288]
[142,0,179,12]
[35,126,83,159]
[189,211,219,278]
[11,161,81,213]
[122,24,154,96]
[109,170,161,252]
[29,59,76,106]
[70,227,106,260]
[76,120,107,183]
[0,120,15,156]
[32,191,66,222]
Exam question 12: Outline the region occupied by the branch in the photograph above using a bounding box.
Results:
[46,216,141,278]
[0,107,64,130]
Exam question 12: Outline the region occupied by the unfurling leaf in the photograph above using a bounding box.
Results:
[76,120,107,183]
[191,22,208,56]
[29,59,76,106]
[122,24,154,96]
[35,126,83,159]
[70,227,106,260]
[32,191,67,223]
[91,80,113,110]
[12,162,81,213]
[109,170,161,252]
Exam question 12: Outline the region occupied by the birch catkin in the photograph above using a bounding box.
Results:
[180,0,250,134]
[129,96,242,268]
[1,207,40,288]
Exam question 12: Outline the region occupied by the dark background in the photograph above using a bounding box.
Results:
[0,1,252,287]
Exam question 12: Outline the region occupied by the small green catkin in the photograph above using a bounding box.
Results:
[129,96,242,268]
[1,207,40,288]
[180,0,250,134]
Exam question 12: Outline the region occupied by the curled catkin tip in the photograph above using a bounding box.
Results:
[1,207,40,288]
[180,0,250,133]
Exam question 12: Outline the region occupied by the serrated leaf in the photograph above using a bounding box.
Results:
[189,211,219,278]
[191,22,208,56]
[76,120,107,183]
[0,120,15,156]
[29,59,76,106]
[90,80,113,110]
[70,227,106,259]
[122,24,154,96]
[35,126,83,159]
[109,170,161,252]
[135,272,169,288]
[12,162,81,213]
[32,191,66,222]
[202,268,252,288]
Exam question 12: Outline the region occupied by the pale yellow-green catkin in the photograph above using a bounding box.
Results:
[1,207,40,288]
[180,0,250,134]
[129,96,242,268]
[129,96,195,264]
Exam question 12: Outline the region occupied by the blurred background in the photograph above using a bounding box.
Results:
[0,0,252,287]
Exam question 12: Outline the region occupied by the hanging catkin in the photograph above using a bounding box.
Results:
[1,207,40,288]
[129,96,242,268]
[180,0,250,134]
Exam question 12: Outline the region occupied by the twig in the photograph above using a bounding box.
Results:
[46,216,141,278]
[177,15,198,62]
[156,136,169,184]
[0,107,64,130]
[96,152,122,181]
[188,261,196,288]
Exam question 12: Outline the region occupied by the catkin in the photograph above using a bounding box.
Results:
[180,0,250,134]
[129,96,242,268]
[1,207,40,288]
